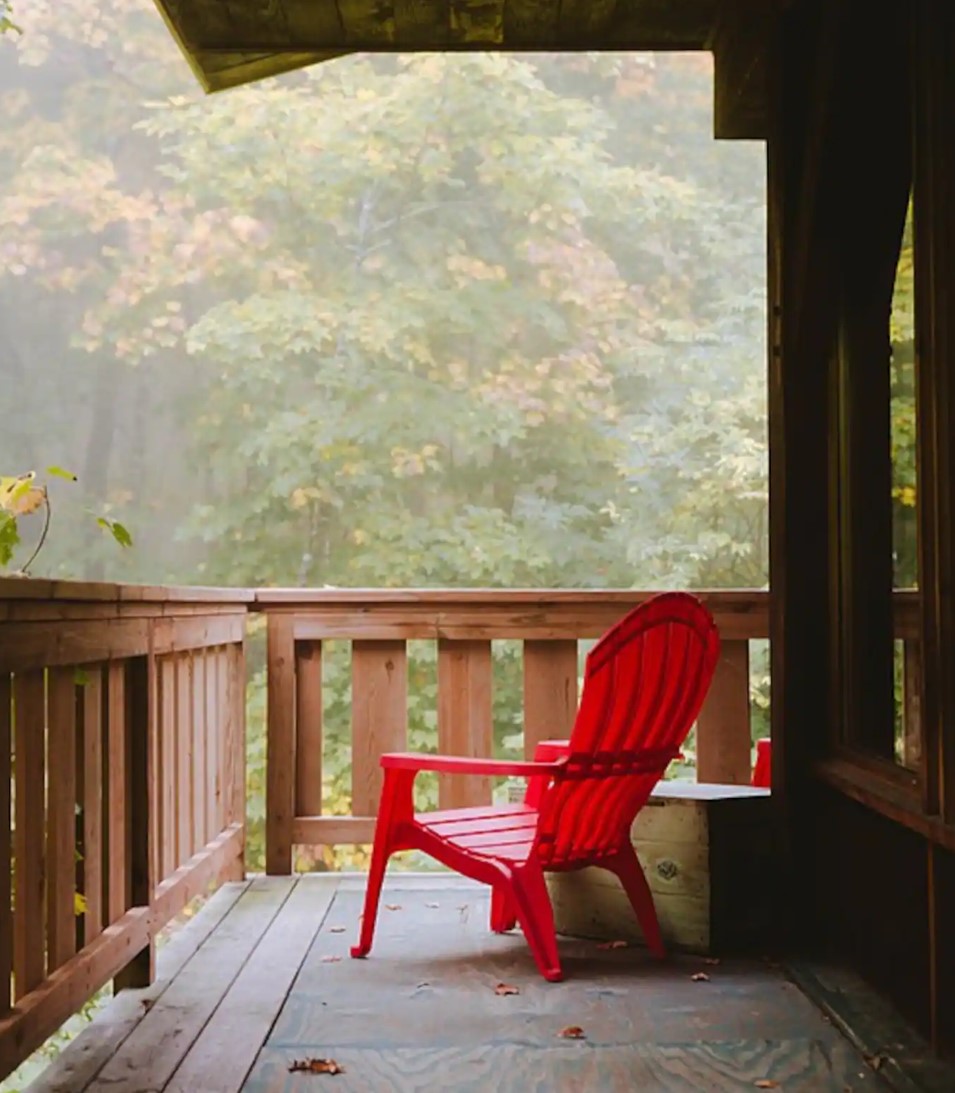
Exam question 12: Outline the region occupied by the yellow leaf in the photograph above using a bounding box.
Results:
[74,892,88,916]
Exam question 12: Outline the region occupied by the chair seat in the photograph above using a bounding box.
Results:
[417,803,538,863]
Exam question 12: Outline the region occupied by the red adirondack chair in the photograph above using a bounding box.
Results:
[350,591,720,981]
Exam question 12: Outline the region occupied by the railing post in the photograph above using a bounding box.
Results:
[697,639,753,784]
[115,653,155,990]
[266,613,295,875]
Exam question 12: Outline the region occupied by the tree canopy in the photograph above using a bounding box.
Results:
[1,3,768,591]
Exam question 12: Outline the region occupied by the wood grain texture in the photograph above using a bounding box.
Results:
[158,657,177,882]
[106,662,128,923]
[696,639,752,784]
[0,675,11,1014]
[176,654,194,864]
[351,640,408,816]
[191,651,207,850]
[295,641,323,816]
[266,614,296,874]
[30,883,248,1093]
[47,667,78,972]
[86,879,295,1093]
[437,639,493,809]
[81,669,105,945]
[164,878,335,1093]
[522,640,577,756]
[13,671,46,999]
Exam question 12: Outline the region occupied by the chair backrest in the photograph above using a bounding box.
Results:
[535,592,720,867]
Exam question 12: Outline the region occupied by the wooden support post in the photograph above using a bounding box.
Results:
[351,641,407,815]
[115,654,155,991]
[266,614,295,875]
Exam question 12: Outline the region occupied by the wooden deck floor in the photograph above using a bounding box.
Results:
[30,875,889,1093]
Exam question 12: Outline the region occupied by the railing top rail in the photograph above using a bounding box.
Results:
[252,587,770,606]
[0,577,254,606]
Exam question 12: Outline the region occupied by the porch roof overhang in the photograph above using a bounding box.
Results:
[152,0,773,137]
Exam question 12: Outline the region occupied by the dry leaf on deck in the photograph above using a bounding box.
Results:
[703,957,721,966]
[753,1082,779,1089]
[596,940,628,950]
[864,1053,888,1071]
[691,972,710,982]
[494,983,520,996]
[288,1057,345,1075]
[328,926,346,933]
[558,1026,586,1039]
[425,902,440,909]
[385,904,402,911]
[320,955,342,963]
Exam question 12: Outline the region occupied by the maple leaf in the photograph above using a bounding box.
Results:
[494,982,519,996]
[691,972,710,982]
[288,1057,345,1075]
[558,1026,585,1039]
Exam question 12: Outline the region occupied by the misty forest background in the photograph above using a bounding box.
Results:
[0,2,916,871]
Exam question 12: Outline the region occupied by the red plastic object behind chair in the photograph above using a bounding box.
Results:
[350,592,720,981]
[751,737,772,788]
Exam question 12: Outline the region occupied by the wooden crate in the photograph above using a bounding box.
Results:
[547,783,773,955]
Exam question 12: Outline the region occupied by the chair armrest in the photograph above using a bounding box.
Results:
[380,752,561,778]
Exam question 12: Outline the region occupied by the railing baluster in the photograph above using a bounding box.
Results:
[176,653,193,864]
[80,667,104,945]
[696,639,752,784]
[47,666,77,971]
[14,669,46,998]
[0,674,11,1014]
[437,639,493,809]
[523,640,578,756]
[295,641,324,817]
[352,640,407,815]
[106,661,128,922]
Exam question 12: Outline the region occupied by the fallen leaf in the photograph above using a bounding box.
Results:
[288,1057,345,1075]
[754,1082,779,1089]
[385,904,402,911]
[494,982,520,996]
[415,981,430,989]
[425,902,440,909]
[703,957,721,965]
[691,972,710,982]
[558,1026,586,1039]
[328,927,346,933]
[141,999,154,1012]
[596,940,628,950]
[864,1053,888,1072]
[320,955,342,963]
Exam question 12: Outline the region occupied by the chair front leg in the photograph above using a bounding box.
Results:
[509,860,562,982]
[351,768,414,959]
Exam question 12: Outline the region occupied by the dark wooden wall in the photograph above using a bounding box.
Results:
[769,0,955,1057]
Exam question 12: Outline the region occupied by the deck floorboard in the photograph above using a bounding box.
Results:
[30,876,891,1093]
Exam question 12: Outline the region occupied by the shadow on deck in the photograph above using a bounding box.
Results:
[30,875,890,1093]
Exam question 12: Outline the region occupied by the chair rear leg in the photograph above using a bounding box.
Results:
[490,886,517,933]
[606,845,665,959]
[509,862,562,982]
[350,829,392,958]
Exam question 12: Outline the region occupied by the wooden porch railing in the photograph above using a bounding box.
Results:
[258,589,772,875]
[0,580,250,1078]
